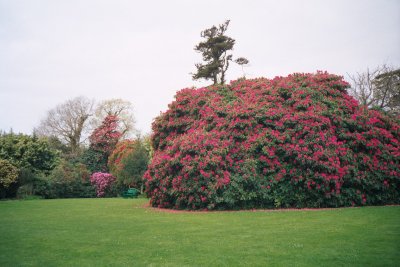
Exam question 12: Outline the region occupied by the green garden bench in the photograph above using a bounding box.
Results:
[122,188,139,198]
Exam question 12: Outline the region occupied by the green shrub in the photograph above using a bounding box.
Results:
[45,160,96,198]
[0,132,59,199]
[81,147,108,173]
[31,176,53,199]
[0,132,58,174]
[0,159,19,198]
[0,159,18,188]
[16,184,34,199]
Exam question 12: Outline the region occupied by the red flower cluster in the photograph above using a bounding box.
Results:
[89,115,122,155]
[145,72,400,210]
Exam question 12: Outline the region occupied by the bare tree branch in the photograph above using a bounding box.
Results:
[36,96,94,153]
[91,99,136,139]
[347,65,400,116]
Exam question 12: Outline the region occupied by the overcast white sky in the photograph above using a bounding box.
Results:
[1,0,399,135]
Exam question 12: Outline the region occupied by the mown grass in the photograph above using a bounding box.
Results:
[0,198,399,266]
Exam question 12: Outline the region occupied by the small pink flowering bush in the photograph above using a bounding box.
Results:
[90,172,116,197]
[145,72,400,210]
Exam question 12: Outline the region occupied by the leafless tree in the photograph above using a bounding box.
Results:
[36,96,94,153]
[348,65,400,115]
[91,99,136,138]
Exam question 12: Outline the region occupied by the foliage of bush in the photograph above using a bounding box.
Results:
[0,132,58,174]
[108,139,149,192]
[0,159,18,188]
[42,160,96,198]
[108,140,136,175]
[90,172,117,197]
[144,72,400,210]
[0,159,19,198]
[16,184,34,199]
[81,147,108,173]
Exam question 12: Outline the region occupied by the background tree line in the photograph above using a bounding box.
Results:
[0,97,150,199]
[348,64,400,116]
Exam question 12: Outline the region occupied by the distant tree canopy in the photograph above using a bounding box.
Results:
[91,99,136,139]
[0,132,59,198]
[1,97,140,199]
[373,68,400,115]
[36,96,94,154]
[36,97,136,154]
[0,132,58,174]
[192,20,249,85]
[348,65,400,116]
[235,57,250,78]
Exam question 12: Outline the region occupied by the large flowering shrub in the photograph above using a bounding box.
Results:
[89,115,122,155]
[86,115,122,172]
[90,172,116,197]
[144,72,400,210]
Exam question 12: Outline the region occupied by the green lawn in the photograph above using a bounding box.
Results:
[0,198,399,266]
